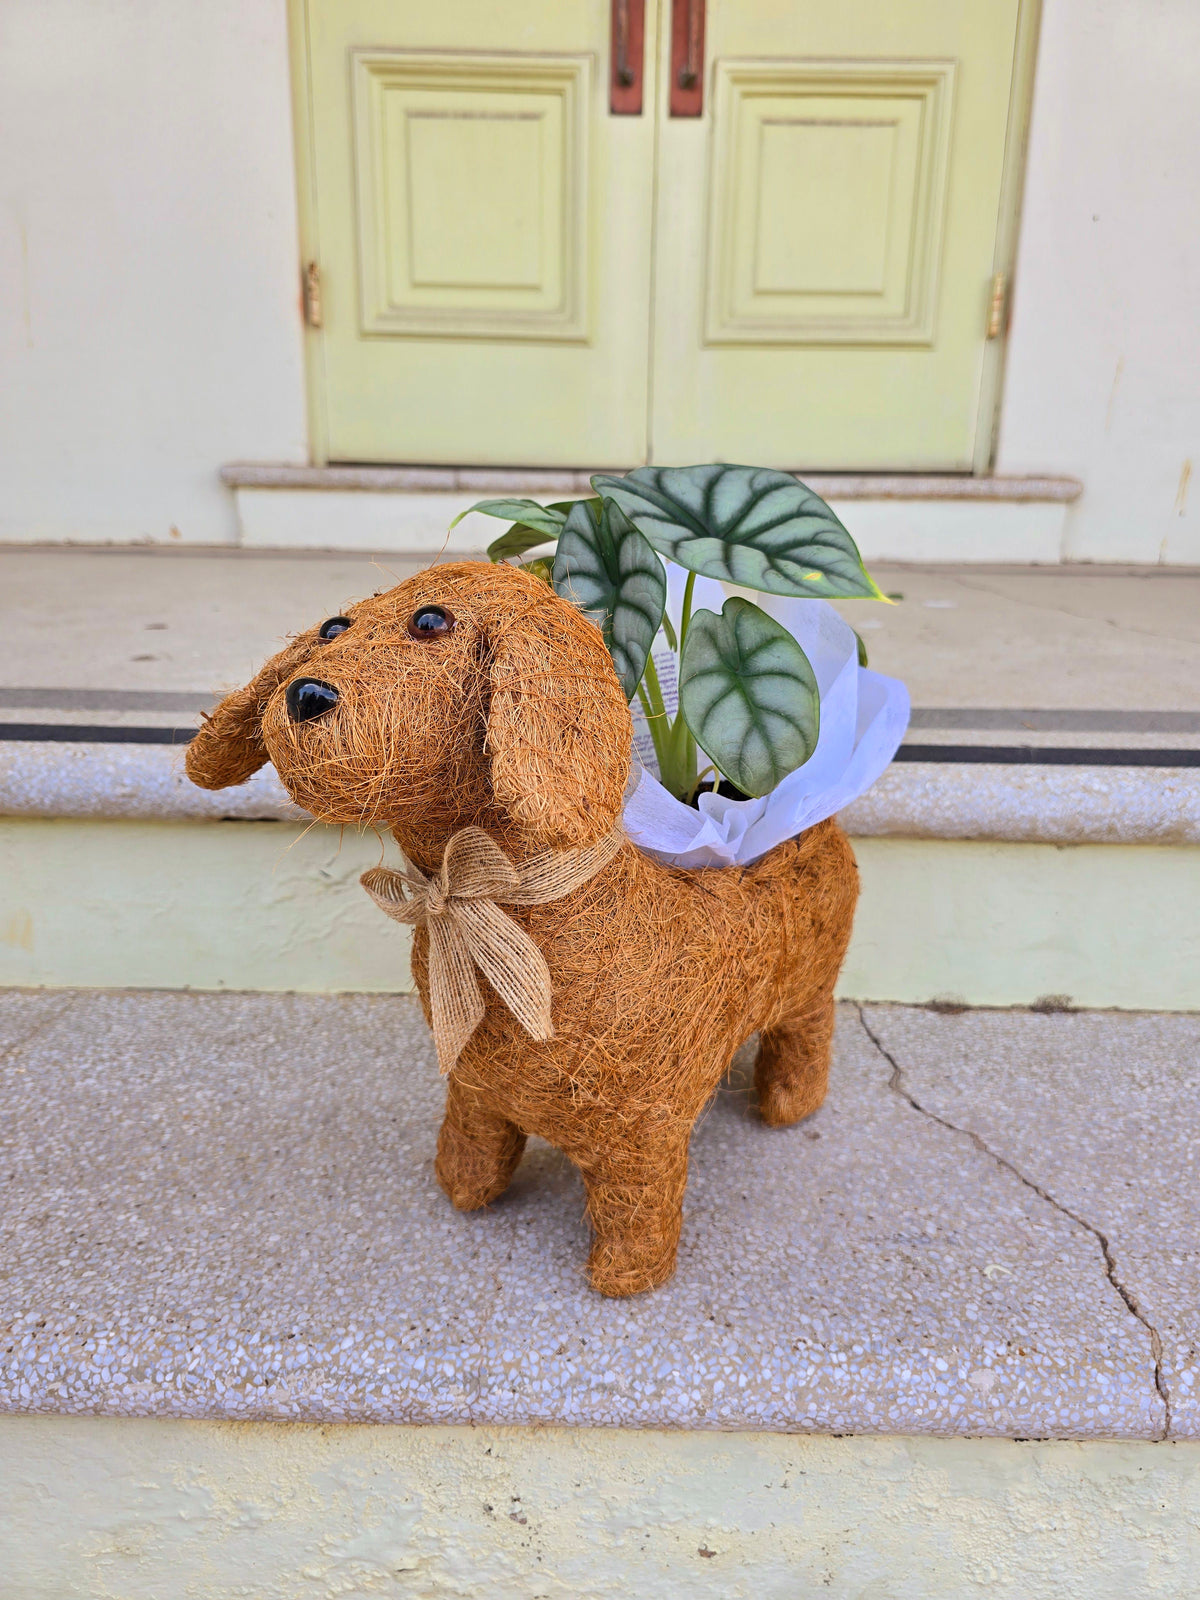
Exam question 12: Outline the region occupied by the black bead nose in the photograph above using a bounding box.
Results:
[285,678,339,724]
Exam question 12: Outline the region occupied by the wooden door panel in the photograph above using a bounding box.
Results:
[353,53,589,340]
[651,0,1025,471]
[706,61,955,346]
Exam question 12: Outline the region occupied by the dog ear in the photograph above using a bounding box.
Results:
[485,598,632,848]
[186,641,310,791]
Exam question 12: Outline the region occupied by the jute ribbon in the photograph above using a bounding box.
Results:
[361,825,624,1075]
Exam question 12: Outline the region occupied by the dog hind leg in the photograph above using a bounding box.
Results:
[755,992,836,1128]
[436,1079,527,1210]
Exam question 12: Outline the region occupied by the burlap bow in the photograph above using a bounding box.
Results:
[361,825,624,1075]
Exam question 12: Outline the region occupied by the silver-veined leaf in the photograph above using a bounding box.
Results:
[591,464,884,599]
[678,597,820,797]
[552,499,666,701]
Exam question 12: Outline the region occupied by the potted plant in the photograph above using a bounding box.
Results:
[185,463,908,1296]
[455,463,891,811]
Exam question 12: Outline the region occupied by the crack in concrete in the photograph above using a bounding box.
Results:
[856,1005,1172,1440]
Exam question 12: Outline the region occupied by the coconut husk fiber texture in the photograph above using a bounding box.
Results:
[186,561,859,1297]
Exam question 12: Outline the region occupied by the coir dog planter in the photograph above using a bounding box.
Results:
[186,560,865,1297]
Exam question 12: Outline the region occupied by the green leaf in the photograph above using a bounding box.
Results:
[450,497,571,537]
[855,629,869,668]
[552,498,667,702]
[678,597,820,798]
[590,464,884,600]
[485,523,560,564]
[474,500,595,564]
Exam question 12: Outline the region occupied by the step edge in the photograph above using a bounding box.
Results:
[221,464,1085,503]
[1,744,1197,845]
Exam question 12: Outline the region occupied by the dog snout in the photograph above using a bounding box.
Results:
[285,678,340,724]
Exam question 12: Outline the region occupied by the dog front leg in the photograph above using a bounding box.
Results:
[579,1131,690,1297]
[436,1078,527,1210]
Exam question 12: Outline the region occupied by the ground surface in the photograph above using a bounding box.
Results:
[2,991,1195,1439]
[2,544,1199,716]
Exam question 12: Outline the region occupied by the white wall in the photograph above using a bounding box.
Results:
[2,0,1198,562]
[0,0,306,544]
[998,0,1200,563]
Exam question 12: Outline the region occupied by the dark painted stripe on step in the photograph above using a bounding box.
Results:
[894,745,1200,766]
[3,691,1199,734]
[2,724,1200,768]
[0,724,196,744]
[908,708,1200,733]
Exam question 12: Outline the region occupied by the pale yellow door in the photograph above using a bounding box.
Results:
[650,0,1023,469]
[298,0,1025,471]
[299,0,658,466]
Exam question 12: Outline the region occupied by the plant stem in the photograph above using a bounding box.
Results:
[686,763,719,804]
[679,570,696,653]
[638,572,702,800]
[667,572,700,796]
[637,655,672,777]
[666,715,696,800]
[641,651,668,723]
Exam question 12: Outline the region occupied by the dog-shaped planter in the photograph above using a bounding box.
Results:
[187,562,857,1296]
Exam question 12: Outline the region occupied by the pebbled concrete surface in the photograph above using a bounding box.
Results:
[861,1004,1200,1439]
[1,991,1189,1438]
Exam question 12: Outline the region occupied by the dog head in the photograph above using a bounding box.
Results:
[186,561,632,860]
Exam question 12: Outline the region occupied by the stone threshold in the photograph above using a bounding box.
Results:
[221,463,1083,502]
[220,466,1083,562]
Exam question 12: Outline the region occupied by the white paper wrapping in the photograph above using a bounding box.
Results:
[622,572,910,869]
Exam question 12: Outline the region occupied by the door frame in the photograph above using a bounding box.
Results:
[972,0,1043,473]
[286,0,1042,474]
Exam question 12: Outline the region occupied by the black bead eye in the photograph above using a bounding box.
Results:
[318,616,351,641]
[407,605,455,640]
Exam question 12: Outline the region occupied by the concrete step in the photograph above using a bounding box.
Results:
[4,998,1198,1593]
[6,994,1198,1594]
[1,545,1199,1007]
[1,991,1193,1438]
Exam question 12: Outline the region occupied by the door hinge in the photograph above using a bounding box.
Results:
[303,261,323,329]
[986,271,1007,340]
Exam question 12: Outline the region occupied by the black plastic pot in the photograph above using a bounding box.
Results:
[686,778,750,809]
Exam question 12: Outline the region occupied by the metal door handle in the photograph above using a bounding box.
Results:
[610,0,645,114]
[679,0,701,86]
[670,0,705,116]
